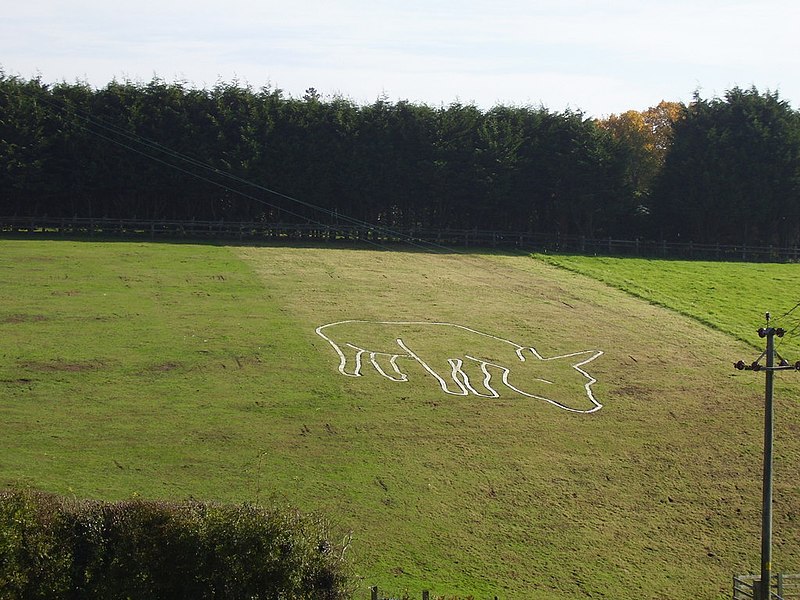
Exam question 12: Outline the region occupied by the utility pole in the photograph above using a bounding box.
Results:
[734,313,800,600]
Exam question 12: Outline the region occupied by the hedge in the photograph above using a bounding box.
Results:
[0,488,351,599]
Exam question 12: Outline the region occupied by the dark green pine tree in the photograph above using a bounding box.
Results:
[652,87,800,246]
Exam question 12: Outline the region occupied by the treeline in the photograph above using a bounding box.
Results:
[2,72,800,246]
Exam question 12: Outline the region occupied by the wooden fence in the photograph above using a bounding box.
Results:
[368,586,498,600]
[3,216,800,262]
[734,573,800,599]
[367,577,800,600]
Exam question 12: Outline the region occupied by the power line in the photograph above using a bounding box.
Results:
[33,92,465,256]
[24,86,575,296]
[773,300,800,324]
[770,301,800,352]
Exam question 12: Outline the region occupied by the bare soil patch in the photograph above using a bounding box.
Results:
[19,359,103,372]
[2,314,48,324]
[148,361,182,372]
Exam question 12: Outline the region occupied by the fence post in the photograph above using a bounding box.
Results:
[422,591,430,600]
[371,585,378,600]
[778,572,784,598]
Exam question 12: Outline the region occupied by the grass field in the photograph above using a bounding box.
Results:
[534,253,800,357]
[1,239,799,599]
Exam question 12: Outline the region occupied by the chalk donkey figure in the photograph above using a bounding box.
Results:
[315,320,604,413]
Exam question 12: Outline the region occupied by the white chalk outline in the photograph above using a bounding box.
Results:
[315,320,604,413]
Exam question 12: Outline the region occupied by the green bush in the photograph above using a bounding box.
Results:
[0,489,351,599]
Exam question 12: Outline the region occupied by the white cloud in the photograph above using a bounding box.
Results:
[2,0,799,115]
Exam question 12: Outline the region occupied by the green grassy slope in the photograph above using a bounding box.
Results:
[1,240,799,599]
[533,253,800,357]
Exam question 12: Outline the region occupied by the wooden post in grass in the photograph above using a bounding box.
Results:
[734,314,800,600]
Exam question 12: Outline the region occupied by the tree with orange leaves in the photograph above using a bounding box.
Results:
[597,101,683,204]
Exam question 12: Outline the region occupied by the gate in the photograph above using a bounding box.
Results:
[734,573,800,599]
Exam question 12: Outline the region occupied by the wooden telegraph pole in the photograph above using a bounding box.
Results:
[734,313,800,600]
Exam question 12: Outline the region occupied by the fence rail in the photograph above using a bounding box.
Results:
[734,573,800,599]
[367,585,498,600]
[3,216,800,262]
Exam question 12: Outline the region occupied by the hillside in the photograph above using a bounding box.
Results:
[1,240,798,599]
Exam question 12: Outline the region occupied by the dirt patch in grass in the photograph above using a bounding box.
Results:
[612,384,654,399]
[2,314,48,324]
[148,361,183,372]
[19,359,103,372]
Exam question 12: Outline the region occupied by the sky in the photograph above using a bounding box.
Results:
[2,0,799,118]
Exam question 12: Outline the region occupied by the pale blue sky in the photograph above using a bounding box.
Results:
[3,0,798,117]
